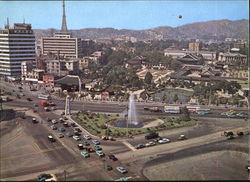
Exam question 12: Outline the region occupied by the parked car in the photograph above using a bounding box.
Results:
[82,140,90,146]
[58,133,64,138]
[27,98,32,101]
[50,125,57,130]
[108,154,118,161]
[92,139,100,145]
[80,151,90,158]
[145,132,159,140]
[58,127,65,132]
[104,163,113,171]
[46,117,51,122]
[65,131,73,137]
[237,131,244,136]
[73,136,81,141]
[75,128,82,132]
[84,135,91,140]
[78,144,84,150]
[134,144,145,149]
[145,141,156,147]
[74,131,81,136]
[63,116,68,120]
[59,118,64,123]
[96,151,105,157]
[63,122,70,127]
[116,166,127,174]
[158,138,171,144]
[71,122,77,127]
[34,103,38,107]
[51,119,58,124]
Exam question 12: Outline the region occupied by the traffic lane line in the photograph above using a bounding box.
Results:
[0,146,64,161]
[122,141,137,152]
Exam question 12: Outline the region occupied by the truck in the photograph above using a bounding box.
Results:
[40,100,48,107]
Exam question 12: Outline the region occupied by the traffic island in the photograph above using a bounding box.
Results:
[71,111,197,138]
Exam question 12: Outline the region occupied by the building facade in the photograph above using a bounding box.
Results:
[41,32,84,59]
[0,23,36,78]
[218,52,247,65]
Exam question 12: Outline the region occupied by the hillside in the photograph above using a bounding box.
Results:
[33,19,249,41]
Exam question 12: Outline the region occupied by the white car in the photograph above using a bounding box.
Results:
[158,138,171,144]
[145,141,156,147]
[51,119,58,124]
[73,136,81,141]
[84,135,91,140]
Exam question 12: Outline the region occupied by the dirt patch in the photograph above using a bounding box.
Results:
[142,119,164,128]
[143,150,248,180]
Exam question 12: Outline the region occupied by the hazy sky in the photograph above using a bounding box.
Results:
[0,0,249,30]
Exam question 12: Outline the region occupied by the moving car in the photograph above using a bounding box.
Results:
[145,132,159,140]
[32,118,38,124]
[158,138,171,144]
[96,151,105,157]
[93,145,102,151]
[116,166,127,174]
[48,135,55,142]
[46,117,51,122]
[37,173,52,181]
[178,135,187,140]
[80,151,90,158]
[108,154,118,161]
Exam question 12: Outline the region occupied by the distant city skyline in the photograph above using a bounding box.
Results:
[0,0,249,30]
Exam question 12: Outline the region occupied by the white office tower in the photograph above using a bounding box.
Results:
[0,20,36,80]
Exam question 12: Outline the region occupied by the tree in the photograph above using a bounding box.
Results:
[162,93,167,102]
[173,94,179,103]
[144,72,153,84]
[181,106,191,121]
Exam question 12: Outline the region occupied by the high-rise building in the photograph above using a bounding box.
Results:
[41,0,84,58]
[0,21,36,78]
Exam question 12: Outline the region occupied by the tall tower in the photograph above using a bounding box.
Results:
[61,0,68,32]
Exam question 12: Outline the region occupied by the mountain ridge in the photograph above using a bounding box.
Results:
[33,19,249,40]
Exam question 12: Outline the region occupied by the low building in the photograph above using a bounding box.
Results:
[45,58,79,76]
[54,75,82,92]
[164,49,216,60]
[177,53,203,65]
[218,52,247,65]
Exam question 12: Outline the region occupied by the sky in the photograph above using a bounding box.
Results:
[0,0,249,30]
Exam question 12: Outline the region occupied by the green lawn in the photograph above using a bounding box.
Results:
[72,111,197,138]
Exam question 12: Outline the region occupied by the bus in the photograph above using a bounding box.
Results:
[38,94,52,101]
[164,106,181,114]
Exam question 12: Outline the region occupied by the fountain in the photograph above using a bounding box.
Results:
[127,94,138,125]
